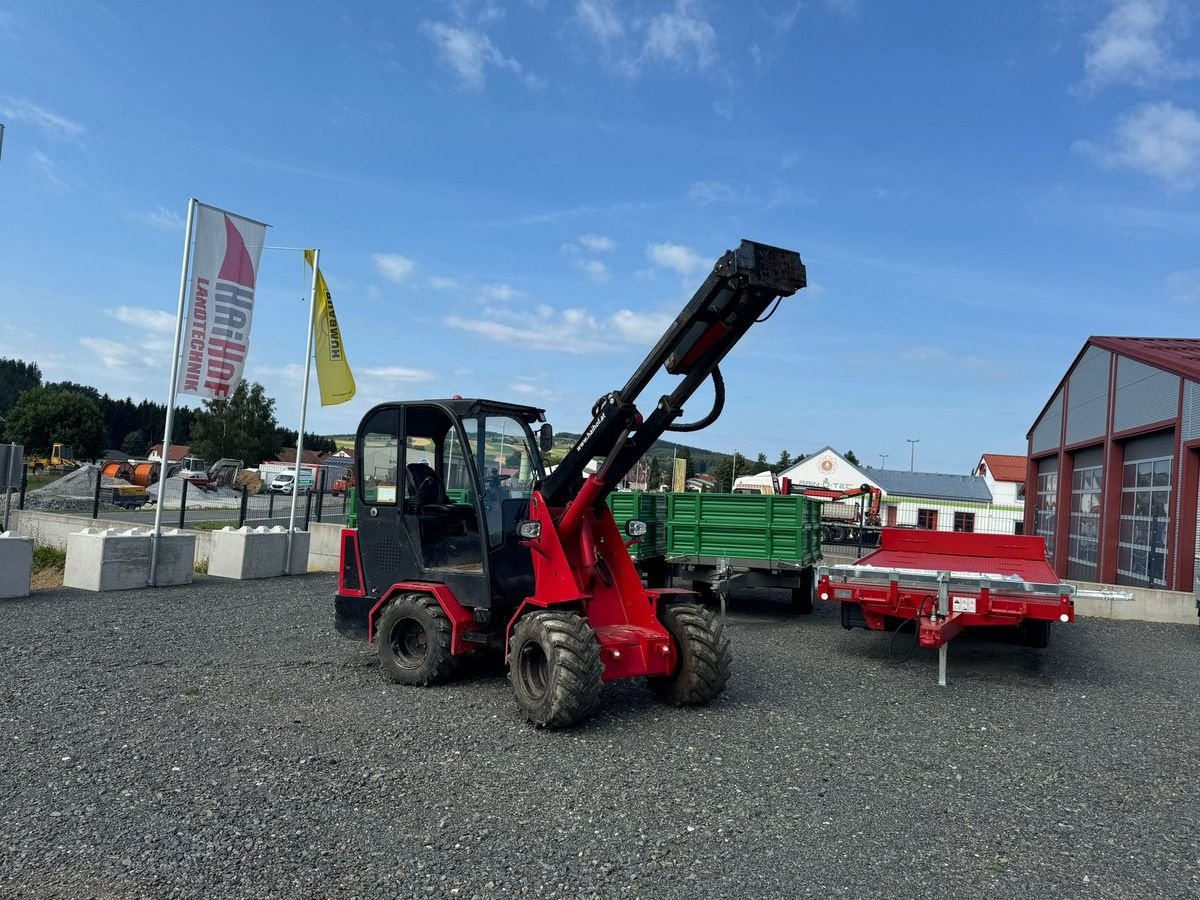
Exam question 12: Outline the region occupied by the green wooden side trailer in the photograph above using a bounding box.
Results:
[608,491,824,614]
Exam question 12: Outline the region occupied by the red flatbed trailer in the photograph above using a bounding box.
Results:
[817,529,1127,684]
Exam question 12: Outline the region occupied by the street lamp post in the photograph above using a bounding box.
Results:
[906,439,920,472]
[879,453,888,469]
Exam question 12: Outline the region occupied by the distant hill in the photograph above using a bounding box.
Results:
[552,432,726,474]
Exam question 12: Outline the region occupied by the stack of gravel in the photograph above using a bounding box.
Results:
[22,465,130,512]
[148,476,242,510]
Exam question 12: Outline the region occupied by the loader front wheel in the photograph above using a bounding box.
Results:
[509,611,603,728]
[650,603,731,706]
[376,592,457,686]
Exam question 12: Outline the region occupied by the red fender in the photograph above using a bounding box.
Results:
[368,581,483,656]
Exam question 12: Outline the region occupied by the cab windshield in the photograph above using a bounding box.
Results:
[460,415,543,499]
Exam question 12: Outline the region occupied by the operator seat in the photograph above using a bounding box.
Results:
[405,463,479,569]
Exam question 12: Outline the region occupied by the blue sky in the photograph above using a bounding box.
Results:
[0,0,1197,473]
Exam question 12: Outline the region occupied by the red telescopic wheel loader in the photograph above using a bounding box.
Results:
[334,240,807,726]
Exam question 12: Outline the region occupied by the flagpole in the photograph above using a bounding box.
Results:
[150,198,197,586]
[286,248,320,575]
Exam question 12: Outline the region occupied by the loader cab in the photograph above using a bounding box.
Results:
[352,399,549,617]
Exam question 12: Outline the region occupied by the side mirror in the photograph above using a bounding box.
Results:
[539,423,554,453]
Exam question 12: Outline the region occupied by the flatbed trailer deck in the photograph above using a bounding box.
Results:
[818,529,1128,683]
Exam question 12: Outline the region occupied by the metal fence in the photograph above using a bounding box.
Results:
[12,461,351,531]
[818,503,1026,561]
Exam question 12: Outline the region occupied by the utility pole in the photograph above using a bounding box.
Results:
[906,438,920,472]
[879,453,888,469]
[730,450,738,492]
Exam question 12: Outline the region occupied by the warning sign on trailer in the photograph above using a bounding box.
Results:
[952,596,977,613]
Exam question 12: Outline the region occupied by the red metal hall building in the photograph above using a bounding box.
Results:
[1025,337,1200,592]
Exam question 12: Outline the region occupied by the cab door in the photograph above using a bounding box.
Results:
[355,406,421,597]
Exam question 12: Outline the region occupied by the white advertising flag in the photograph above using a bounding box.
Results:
[176,203,268,399]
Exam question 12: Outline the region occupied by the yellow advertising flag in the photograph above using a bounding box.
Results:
[305,249,356,406]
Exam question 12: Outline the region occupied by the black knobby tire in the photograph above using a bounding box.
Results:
[792,567,815,615]
[649,603,731,706]
[508,611,603,729]
[376,592,458,686]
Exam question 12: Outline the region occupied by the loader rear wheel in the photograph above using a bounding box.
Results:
[649,603,731,706]
[509,611,603,728]
[376,593,457,686]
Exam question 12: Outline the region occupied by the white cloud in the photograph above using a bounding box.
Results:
[446,301,672,353]
[643,1,716,70]
[105,306,176,334]
[900,345,946,362]
[80,337,154,371]
[422,21,537,90]
[1075,101,1200,188]
[611,309,672,342]
[688,180,739,204]
[575,0,717,77]
[480,283,518,301]
[0,97,85,141]
[427,276,460,290]
[824,0,859,15]
[1166,268,1200,303]
[359,366,435,382]
[579,233,617,252]
[580,259,611,282]
[31,150,67,192]
[646,241,707,277]
[133,206,186,231]
[1081,0,1198,89]
[446,307,607,353]
[372,253,416,283]
[576,0,624,42]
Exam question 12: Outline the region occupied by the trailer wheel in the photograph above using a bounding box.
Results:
[791,567,815,615]
[375,592,458,686]
[650,603,731,706]
[1021,620,1051,649]
[509,611,603,728]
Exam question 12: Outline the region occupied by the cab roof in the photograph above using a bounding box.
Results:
[378,398,546,423]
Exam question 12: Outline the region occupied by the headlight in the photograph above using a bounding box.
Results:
[517,520,542,540]
[625,519,648,537]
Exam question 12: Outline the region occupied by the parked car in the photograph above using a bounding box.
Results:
[269,471,312,494]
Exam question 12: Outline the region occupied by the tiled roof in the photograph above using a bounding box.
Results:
[1090,337,1200,383]
[870,468,993,503]
[149,443,190,462]
[980,453,1026,483]
[278,448,325,465]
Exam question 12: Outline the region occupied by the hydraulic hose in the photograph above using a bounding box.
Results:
[667,367,725,433]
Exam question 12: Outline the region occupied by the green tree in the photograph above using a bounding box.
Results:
[775,450,793,473]
[44,380,102,402]
[755,452,769,470]
[190,380,281,466]
[4,387,108,459]
[647,456,661,489]
[0,358,42,415]
[845,449,860,466]
[710,451,749,492]
[121,428,147,456]
[276,428,338,456]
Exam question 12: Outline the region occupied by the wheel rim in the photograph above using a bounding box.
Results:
[388,617,428,669]
[518,642,550,701]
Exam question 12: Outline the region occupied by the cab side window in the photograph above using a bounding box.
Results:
[359,409,399,505]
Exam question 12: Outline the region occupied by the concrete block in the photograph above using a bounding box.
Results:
[64,528,152,592]
[207,526,309,579]
[154,529,196,587]
[0,531,34,599]
[284,528,310,576]
[62,527,195,591]
[208,526,287,579]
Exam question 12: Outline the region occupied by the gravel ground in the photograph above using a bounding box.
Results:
[1,575,1198,899]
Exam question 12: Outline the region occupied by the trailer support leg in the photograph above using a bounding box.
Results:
[937,574,950,687]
